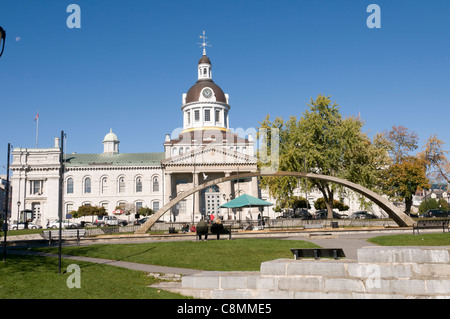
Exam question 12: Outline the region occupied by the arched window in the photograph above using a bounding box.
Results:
[136,177,142,193]
[172,147,177,155]
[101,177,108,194]
[67,178,74,194]
[84,177,91,194]
[153,176,159,192]
[118,177,126,193]
[179,147,184,155]
[203,68,207,75]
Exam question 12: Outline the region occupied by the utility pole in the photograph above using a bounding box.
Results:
[3,143,11,262]
[58,131,65,274]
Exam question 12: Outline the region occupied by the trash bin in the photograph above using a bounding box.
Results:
[169,227,176,234]
[331,222,339,229]
[80,221,85,228]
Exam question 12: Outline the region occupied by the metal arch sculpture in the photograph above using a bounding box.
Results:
[135,171,415,234]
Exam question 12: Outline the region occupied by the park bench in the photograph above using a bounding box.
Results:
[42,229,86,246]
[290,248,345,260]
[196,224,232,241]
[412,219,450,235]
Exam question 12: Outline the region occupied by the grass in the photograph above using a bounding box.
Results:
[32,238,319,271]
[0,254,188,299]
[368,233,450,246]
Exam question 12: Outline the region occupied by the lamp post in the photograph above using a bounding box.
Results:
[16,201,21,225]
[0,26,6,58]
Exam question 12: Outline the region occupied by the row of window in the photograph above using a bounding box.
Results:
[171,146,248,156]
[66,200,160,214]
[186,109,225,124]
[66,176,160,195]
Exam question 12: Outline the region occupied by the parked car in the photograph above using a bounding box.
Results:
[424,209,449,218]
[9,222,43,230]
[350,211,378,219]
[94,215,127,227]
[294,208,313,220]
[277,209,312,220]
[314,210,349,219]
[48,220,81,229]
[134,217,149,225]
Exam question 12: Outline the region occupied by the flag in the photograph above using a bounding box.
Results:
[34,113,39,121]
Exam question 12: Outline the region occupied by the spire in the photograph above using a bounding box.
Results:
[198,30,211,56]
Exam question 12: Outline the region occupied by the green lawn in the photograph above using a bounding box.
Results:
[32,238,319,271]
[368,233,450,246]
[0,254,188,299]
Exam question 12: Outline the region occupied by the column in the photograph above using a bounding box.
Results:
[164,172,172,222]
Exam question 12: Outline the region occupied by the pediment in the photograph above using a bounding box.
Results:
[163,145,257,166]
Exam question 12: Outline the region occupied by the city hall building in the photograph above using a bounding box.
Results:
[10,49,261,226]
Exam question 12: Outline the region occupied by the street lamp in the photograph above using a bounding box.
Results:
[0,26,6,58]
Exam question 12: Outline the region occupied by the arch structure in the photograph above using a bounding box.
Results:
[135,171,415,234]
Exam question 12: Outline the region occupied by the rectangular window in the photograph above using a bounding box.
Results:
[194,110,200,122]
[135,202,143,211]
[187,111,191,124]
[153,201,160,212]
[204,109,210,122]
[215,109,220,122]
[66,203,74,214]
[30,180,43,195]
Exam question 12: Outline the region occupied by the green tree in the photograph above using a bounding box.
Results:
[314,198,349,211]
[71,206,107,219]
[381,126,430,215]
[137,206,154,217]
[258,94,389,218]
[418,198,439,215]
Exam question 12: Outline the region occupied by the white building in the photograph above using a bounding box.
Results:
[9,40,389,227]
[10,48,260,226]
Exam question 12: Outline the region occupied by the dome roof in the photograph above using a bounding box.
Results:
[103,129,119,142]
[185,80,227,104]
[198,55,211,65]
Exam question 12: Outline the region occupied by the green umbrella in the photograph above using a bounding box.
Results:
[220,194,273,208]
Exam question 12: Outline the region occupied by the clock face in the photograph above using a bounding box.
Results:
[202,88,213,98]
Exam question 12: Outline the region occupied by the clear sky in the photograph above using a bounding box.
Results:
[1,0,449,175]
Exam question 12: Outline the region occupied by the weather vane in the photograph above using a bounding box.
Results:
[198,30,211,56]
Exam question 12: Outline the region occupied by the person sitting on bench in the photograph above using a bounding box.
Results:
[211,218,225,240]
[197,219,209,240]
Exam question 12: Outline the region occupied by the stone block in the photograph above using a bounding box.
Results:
[211,289,253,299]
[293,291,352,299]
[286,260,347,277]
[347,263,412,279]
[247,276,279,290]
[365,279,426,295]
[357,247,450,264]
[412,264,450,279]
[325,278,365,293]
[425,280,450,295]
[182,275,219,290]
[278,276,324,291]
[260,259,289,276]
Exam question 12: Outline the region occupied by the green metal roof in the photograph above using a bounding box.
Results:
[220,194,273,208]
[64,152,165,167]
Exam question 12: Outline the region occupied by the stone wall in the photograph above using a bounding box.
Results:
[178,247,450,299]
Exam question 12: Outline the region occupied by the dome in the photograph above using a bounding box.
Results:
[103,129,119,142]
[185,80,227,104]
[198,55,211,65]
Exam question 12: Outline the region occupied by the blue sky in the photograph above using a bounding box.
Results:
[1,0,449,175]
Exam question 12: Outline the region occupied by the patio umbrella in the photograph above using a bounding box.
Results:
[220,194,273,208]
